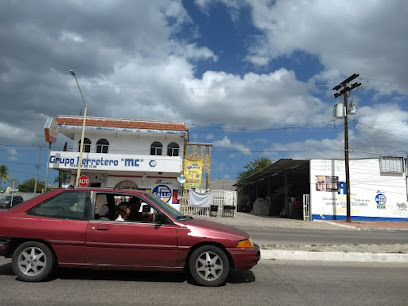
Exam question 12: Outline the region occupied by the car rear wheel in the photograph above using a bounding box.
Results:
[12,241,56,282]
[189,245,230,287]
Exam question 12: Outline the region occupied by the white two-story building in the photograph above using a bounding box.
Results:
[48,116,189,209]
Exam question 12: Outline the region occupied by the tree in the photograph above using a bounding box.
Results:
[19,178,45,193]
[54,171,70,187]
[237,157,273,181]
[0,165,11,190]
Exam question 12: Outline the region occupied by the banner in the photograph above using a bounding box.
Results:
[183,159,202,189]
[188,190,212,207]
[48,151,182,172]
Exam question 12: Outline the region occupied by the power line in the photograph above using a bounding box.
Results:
[356,122,408,142]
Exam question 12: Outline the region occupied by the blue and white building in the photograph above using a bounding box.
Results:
[48,116,189,209]
[237,157,408,222]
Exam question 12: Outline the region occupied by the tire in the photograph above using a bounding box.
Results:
[189,245,230,287]
[12,241,56,282]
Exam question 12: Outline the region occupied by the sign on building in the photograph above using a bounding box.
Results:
[183,159,203,189]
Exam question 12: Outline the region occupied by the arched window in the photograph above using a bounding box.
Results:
[78,138,91,153]
[167,142,179,156]
[150,142,162,155]
[96,139,109,153]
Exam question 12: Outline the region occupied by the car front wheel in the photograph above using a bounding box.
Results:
[189,245,230,287]
[12,241,56,282]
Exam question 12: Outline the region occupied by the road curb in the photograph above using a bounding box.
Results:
[260,249,408,263]
[315,220,408,232]
[315,220,361,230]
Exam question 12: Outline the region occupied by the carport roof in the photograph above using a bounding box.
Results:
[236,159,310,186]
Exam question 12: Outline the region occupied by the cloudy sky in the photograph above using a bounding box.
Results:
[1,0,408,186]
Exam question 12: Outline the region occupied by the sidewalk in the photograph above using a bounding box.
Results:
[324,220,408,231]
[193,212,408,231]
[193,212,408,263]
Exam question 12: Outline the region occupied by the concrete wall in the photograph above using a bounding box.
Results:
[310,158,408,221]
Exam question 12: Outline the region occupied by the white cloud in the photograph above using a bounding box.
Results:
[8,148,17,161]
[268,133,344,160]
[205,134,215,140]
[245,0,408,95]
[213,136,251,155]
[0,122,37,145]
[180,68,331,128]
[194,0,243,21]
[59,31,84,43]
[266,103,408,159]
[354,104,408,156]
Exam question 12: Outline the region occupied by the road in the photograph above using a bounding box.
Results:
[0,258,407,305]
[238,227,408,246]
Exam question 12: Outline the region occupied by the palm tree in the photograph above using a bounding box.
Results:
[0,165,11,190]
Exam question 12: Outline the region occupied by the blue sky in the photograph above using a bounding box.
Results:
[1,0,408,188]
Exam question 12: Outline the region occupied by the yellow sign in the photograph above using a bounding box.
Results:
[183,160,203,189]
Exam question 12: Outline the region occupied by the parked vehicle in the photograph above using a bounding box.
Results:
[0,195,24,209]
[0,188,260,286]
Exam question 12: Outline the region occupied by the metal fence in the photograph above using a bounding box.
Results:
[180,189,237,218]
[303,194,311,221]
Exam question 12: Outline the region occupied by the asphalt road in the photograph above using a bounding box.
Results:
[0,258,407,305]
[237,226,408,246]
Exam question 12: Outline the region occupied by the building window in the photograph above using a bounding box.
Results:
[167,142,179,156]
[96,139,109,153]
[380,156,404,173]
[150,142,162,155]
[78,138,91,153]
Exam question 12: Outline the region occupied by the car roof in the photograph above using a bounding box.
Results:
[4,188,152,214]
[63,188,150,195]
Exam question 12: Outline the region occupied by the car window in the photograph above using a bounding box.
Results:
[93,193,162,223]
[11,196,24,206]
[28,191,91,220]
[144,193,188,220]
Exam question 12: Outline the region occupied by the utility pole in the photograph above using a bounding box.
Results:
[33,145,42,195]
[333,73,361,222]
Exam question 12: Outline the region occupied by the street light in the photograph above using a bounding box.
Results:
[69,70,88,187]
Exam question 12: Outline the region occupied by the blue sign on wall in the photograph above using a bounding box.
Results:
[152,185,172,203]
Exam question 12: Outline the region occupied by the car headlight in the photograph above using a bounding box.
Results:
[237,238,254,248]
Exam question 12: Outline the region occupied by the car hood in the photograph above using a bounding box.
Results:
[178,218,250,240]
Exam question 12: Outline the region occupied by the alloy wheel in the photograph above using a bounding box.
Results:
[195,250,224,281]
[17,247,47,277]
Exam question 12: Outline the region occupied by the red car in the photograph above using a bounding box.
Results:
[0,188,259,287]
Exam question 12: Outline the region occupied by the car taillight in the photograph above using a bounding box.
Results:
[0,240,9,251]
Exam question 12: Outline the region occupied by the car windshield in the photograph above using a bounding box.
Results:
[143,193,192,221]
[0,196,12,201]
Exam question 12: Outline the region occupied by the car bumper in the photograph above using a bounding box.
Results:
[228,244,261,271]
[0,238,9,256]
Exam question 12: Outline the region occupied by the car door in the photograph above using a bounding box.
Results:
[85,194,178,268]
[26,190,91,265]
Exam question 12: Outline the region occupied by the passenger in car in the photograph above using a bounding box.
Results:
[128,197,143,221]
[114,202,130,221]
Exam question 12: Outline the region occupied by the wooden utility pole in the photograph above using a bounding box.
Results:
[33,145,42,195]
[333,74,361,222]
